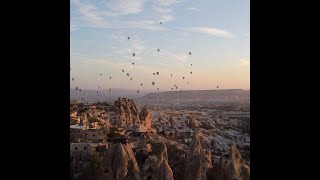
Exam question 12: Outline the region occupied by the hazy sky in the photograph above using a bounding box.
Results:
[71,0,250,91]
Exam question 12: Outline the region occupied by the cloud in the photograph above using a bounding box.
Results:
[72,0,166,31]
[151,0,183,23]
[156,0,183,7]
[186,7,199,11]
[105,0,146,16]
[240,58,250,67]
[184,27,234,38]
[70,24,79,32]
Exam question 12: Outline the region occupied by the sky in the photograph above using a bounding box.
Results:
[70,0,250,91]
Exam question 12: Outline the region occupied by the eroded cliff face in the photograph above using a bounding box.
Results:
[214,144,250,180]
[101,143,141,180]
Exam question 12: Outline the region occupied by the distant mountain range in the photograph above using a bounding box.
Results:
[70,88,150,103]
[71,88,249,104]
[137,89,249,101]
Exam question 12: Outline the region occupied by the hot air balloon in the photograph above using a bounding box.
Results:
[98,86,100,88]
[175,86,178,89]
[109,77,111,79]
[127,73,130,77]
[128,37,130,40]
[217,86,219,89]
[189,52,191,55]
[137,90,139,93]
[122,69,124,72]
[191,64,192,66]
[75,87,78,90]
[190,72,192,74]
[160,22,162,24]
[141,83,143,86]
[130,78,133,80]
[152,82,155,86]
[133,53,135,57]
[156,72,159,75]
[79,89,81,92]
[97,91,99,94]
[100,74,102,76]
[153,73,155,75]
[72,78,74,81]
[157,49,160,52]
[171,88,173,90]
[157,88,159,91]
[171,74,172,76]
[183,77,185,79]
[132,62,135,65]
[109,88,112,93]
[187,82,189,84]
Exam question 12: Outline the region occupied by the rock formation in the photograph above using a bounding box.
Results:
[214,144,250,180]
[140,106,152,131]
[115,98,140,128]
[101,143,141,180]
[188,115,200,129]
[185,134,208,180]
[142,143,174,180]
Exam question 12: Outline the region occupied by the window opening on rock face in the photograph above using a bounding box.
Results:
[75,147,78,150]
[104,169,109,173]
